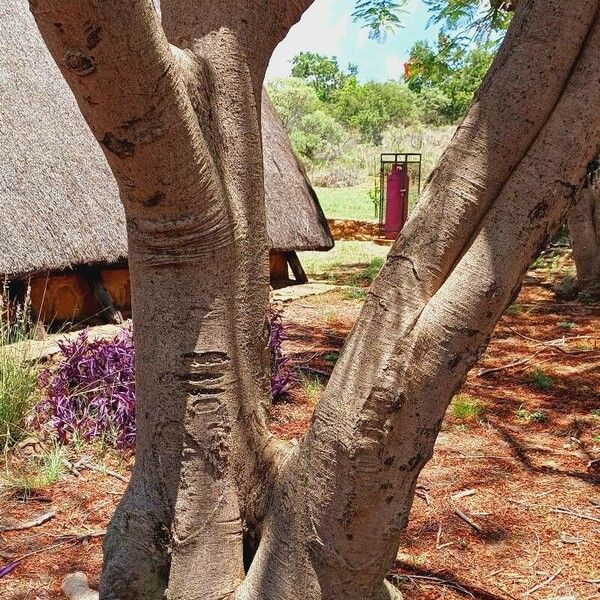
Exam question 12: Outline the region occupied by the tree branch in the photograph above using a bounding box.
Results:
[28,0,223,223]
[161,0,314,76]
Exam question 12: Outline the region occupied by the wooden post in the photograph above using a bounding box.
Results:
[84,267,123,325]
[285,251,308,284]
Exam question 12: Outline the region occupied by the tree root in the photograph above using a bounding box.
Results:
[62,573,99,600]
[377,580,403,600]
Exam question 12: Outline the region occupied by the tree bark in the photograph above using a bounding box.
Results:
[568,184,600,298]
[27,0,600,599]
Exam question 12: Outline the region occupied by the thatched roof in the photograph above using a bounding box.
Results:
[0,1,333,279]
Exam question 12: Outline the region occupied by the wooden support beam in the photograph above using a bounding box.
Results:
[84,267,123,325]
[285,251,308,284]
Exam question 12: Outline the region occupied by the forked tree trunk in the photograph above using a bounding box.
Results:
[568,185,600,298]
[29,1,600,599]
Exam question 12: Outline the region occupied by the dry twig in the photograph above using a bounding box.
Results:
[73,457,128,483]
[551,507,600,524]
[0,510,55,532]
[454,508,484,533]
[523,568,562,596]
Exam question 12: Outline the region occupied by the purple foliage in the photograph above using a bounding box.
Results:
[0,561,19,579]
[269,307,296,400]
[39,310,295,447]
[38,329,136,449]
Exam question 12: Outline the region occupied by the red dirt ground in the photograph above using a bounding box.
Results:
[1,259,599,599]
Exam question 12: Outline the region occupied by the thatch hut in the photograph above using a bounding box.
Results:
[0,0,333,324]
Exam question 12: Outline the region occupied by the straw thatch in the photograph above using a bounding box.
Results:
[0,1,333,280]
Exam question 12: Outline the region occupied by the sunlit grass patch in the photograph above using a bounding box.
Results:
[1,443,65,500]
[450,394,485,421]
[298,372,325,406]
[0,289,40,450]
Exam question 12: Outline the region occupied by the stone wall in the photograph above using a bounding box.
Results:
[327,219,381,241]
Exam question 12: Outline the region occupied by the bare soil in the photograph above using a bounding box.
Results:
[1,259,599,600]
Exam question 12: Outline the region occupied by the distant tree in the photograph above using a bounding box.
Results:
[291,51,356,102]
[266,77,321,131]
[406,39,495,123]
[334,79,421,143]
[289,110,347,163]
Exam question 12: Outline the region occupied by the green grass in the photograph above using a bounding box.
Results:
[505,303,522,316]
[324,352,339,364]
[528,368,554,391]
[557,321,576,330]
[349,258,385,286]
[515,406,547,423]
[0,293,40,451]
[299,241,389,283]
[298,372,324,406]
[450,394,484,421]
[1,444,65,499]
[316,186,377,221]
[341,286,368,300]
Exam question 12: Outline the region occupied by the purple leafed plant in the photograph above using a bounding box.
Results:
[269,307,296,401]
[38,328,136,449]
[39,309,294,448]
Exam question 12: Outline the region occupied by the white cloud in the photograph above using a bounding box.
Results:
[267,0,351,79]
[385,55,405,80]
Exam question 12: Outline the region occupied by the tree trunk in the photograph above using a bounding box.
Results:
[29,0,600,599]
[568,185,600,298]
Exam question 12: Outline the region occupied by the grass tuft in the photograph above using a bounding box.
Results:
[0,287,40,450]
[1,443,65,500]
[450,394,484,421]
[298,372,325,406]
[505,303,522,316]
[528,368,553,391]
[515,406,547,423]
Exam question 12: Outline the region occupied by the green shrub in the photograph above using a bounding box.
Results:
[515,406,547,423]
[0,291,40,450]
[450,394,484,421]
[529,368,553,391]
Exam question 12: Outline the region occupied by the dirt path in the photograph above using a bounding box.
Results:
[1,267,599,600]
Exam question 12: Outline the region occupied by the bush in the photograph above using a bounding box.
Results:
[0,289,40,450]
[267,77,321,131]
[38,309,295,447]
[289,110,348,164]
[38,328,136,449]
[311,164,365,188]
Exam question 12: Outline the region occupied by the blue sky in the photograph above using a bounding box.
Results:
[267,0,440,82]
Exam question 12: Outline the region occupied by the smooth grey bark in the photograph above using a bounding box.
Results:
[31,0,600,599]
[568,185,600,298]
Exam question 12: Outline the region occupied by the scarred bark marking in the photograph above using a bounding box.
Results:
[63,48,95,75]
[85,24,102,49]
[181,351,232,479]
[100,132,136,158]
[141,192,165,207]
